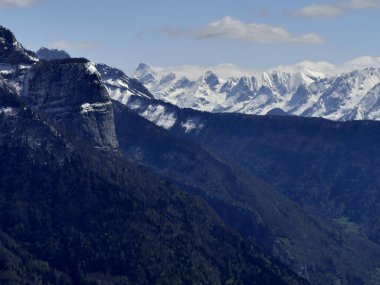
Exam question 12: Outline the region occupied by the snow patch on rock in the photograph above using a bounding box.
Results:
[181,119,204,133]
[139,104,177,130]
[80,101,112,114]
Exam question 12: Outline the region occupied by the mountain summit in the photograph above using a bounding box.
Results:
[36,47,71,61]
[0,25,37,65]
[134,62,157,85]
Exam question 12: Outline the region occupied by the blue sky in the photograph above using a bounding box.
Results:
[1,0,380,75]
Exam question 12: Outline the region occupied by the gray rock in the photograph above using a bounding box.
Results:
[36,47,71,61]
[22,58,118,151]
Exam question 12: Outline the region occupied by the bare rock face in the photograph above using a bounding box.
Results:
[36,47,71,61]
[0,26,38,92]
[0,25,37,65]
[22,58,118,150]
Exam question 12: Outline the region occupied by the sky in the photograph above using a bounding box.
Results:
[1,0,380,77]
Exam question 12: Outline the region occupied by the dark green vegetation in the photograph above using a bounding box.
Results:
[0,231,71,285]
[167,107,380,245]
[115,99,380,285]
[0,85,307,284]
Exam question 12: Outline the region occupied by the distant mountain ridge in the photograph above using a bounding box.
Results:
[30,48,380,122]
[36,47,71,60]
[133,63,380,121]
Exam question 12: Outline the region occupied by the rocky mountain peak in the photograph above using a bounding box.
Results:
[136,62,150,71]
[203,70,220,90]
[0,25,37,65]
[95,63,126,80]
[95,63,154,103]
[36,47,71,61]
[134,62,157,85]
[159,72,176,85]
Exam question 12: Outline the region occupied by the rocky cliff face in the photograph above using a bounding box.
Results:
[0,25,37,65]
[21,58,118,150]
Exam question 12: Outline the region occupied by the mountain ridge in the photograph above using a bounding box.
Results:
[133,63,380,121]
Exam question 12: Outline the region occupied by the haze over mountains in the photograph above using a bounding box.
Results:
[2,24,380,285]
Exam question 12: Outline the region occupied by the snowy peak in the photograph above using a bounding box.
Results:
[255,72,275,90]
[130,63,331,114]
[134,63,157,85]
[135,62,150,71]
[0,25,37,65]
[159,72,176,85]
[171,77,194,90]
[131,62,380,121]
[96,63,154,104]
[300,69,326,81]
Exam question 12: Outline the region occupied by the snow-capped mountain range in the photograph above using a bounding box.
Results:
[133,63,380,121]
[2,21,380,123]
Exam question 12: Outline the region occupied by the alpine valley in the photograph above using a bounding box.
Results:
[1,24,380,285]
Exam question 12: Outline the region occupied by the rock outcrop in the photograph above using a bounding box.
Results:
[22,58,118,150]
[0,25,37,65]
[36,47,71,61]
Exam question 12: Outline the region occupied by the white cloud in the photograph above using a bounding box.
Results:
[152,64,260,81]
[270,60,338,74]
[294,0,380,18]
[51,40,96,51]
[197,17,325,44]
[0,0,37,7]
[293,5,345,18]
[270,56,380,75]
[147,56,380,81]
[154,16,325,45]
[341,56,380,71]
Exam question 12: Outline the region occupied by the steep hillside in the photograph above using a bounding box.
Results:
[0,80,306,285]
[116,98,380,285]
[126,96,380,248]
